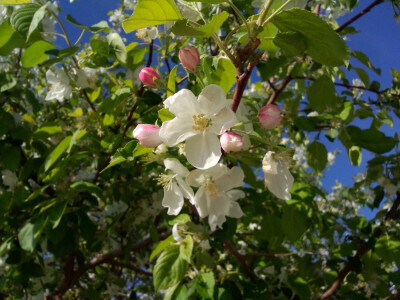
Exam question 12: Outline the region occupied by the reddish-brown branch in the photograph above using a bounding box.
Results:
[320,192,400,299]
[335,0,384,33]
[267,75,292,105]
[223,240,256,281]
[46,231,169,299]
[231,51,263,112]
[82,89,96,112]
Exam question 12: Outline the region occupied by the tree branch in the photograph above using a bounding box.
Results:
[320,192,400,299]
[336,0,384,33]
[223,240,256,281]
[267,75,292,105]
[46,231,170,299]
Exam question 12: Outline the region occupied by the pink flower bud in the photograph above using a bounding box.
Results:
[220,132,244,153]
[258,104,282,129]
[178,46,200,72]
[138,67,160,87]
[133,124,162,148]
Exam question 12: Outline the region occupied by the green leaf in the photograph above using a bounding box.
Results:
[133,143,154,157]
[106,33,127,64]
[48,201,68,229]
[67,129,87,153]
[33,124,62,139]
[288,276,310,300]
[122,0,182,33]
[0,72,17,92]
[352,66,369,87]
[271,8,348,66]
[21,40,54,68]
[342,126,397,154]
[26,3,47,41]
[0,20,26,55]
[282,205,308,243]
[0,0,30,3]
[183,0,226,3]
[375,236,400,265]
[195,272,215,299]
[337,102,354,123]
[208,57,236,93]
[18,217,47,252]
[150,235,174,261]
[100,154,127,173]
[180,235,193,263]
[158,108,175,122]
[168,65,178,97]
[307,76,339,113]
[306,141,327,172]
[10,4,38,36]
[273,31,306,57]
[348,145,362,166]
[351,51,381,74]
[65,14,109,32]
[44,136,72,172]
[153,245,188,291]
[70,181,102,196]
[171,12,229,37]
[168,214,191,226]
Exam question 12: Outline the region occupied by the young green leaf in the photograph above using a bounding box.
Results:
[21,40,54,68]
[306,141,327,173]
[44,136,72,172]
[122,0,182,33]
[26,3,47,41]
[171,12,228,37]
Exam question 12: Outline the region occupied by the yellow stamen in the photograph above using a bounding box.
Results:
[192,114,212,132]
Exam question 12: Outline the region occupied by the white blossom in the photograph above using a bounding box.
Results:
[1,169,17,191]
[75,67,97,89]
[45,67,72,102]
[262,151,294,200]
[159,158,194,215]
[187,163,244,230]
[159,85,237,169]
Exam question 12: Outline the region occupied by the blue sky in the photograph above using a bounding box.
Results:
[59,1,400,213]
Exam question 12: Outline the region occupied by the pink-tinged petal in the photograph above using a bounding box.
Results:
[133,124,162,148]
[179,46,200,72]
[197,85,228,116]
[162,182,184,215]
[159,116,197,146]
[163,89,199,117]
[258,104,282,129]
[220,132,243,153]
[209,106,238,135]
[185,133,221,169]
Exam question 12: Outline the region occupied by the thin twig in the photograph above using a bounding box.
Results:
[320,192,400,299]
[267,75,292,105]
[223,240,256,281]
[336,0,384,33]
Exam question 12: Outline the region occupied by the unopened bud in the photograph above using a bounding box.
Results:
[133,124,162,148]
[220,132,244,153]
[178,46,200,72]
[258,104,282,129]
[138,67,160,87]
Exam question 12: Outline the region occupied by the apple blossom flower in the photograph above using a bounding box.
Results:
[179,46,200,72]
[159,85,238,169]
[136,27,159,42]
[45,67,72,102]
[262,151,294,200]
[172,223,181,242]
[138,67,160,87]
[258,104,282,129]
[1,169,17,191]
[220,132,243,153]
[133,124,163,148]
[159,158,194,215]
[76,67,97,89]
[186,163,244,231]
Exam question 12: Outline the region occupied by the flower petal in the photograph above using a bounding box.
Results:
[197,85,227,115]
[193,186,209,218]
[227,200,243,218]
[159,116,197,146]
[209,106,238,135]
[164,158,189,177]
[162,182,184,215]
[264,163,294,200]
[208,214,226,231]
[176,176,195,204]
[185,133,221,169]
[214,166,244,192]
[163,89,199,116]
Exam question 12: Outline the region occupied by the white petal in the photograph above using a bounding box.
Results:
[162,183,184,215]
[172,224,181,242]
[208,214,226,231]
[185,133,221,169]
[197,85,227,115]
[227,200,243,218]
[264,163,294,200]
[214,166,244,191]
[186,164,226,187]
[226,189,245,201]
[262,151,278,175]
[209,106,238,135]
[207,193,231,217]
[193,186,209,218]
[164,158,189,177]
[176,176,195,204]
[159,116,197,146]
[163,89,199,116]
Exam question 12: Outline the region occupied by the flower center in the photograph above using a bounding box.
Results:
[157,174,176,190]
[204,179,220,198]
[192,114,212,132]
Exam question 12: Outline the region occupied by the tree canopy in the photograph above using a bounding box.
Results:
[0,0,399,299]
